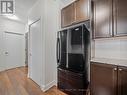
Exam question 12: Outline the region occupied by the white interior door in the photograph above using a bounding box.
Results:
[29,20,41,86]
[0,32,5,71]
[4,32,25,70]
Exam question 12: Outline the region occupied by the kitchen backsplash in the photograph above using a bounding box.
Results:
[92,37,127,60]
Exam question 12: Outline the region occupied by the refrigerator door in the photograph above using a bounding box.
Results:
[67,25,86,73]
[58,30,67,69]
[68,26,83,54]
[68,53,85,72]
[71,26,83,45]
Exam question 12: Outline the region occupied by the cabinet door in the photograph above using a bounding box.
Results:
[91,63,117,95]
[75,0,89,22]
[114,0,127,36]
[118,66,127,95]
[61,4,75,28]
[93,0,112,38]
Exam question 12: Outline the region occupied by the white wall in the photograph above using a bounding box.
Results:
[44,0,59,88]
[60,0,76,9]
[28,0,60,91]
[0,17,26,71]
[93,37,127,60]
[0,17,26,34]
[28,0,45,88]
[28,0,44,25]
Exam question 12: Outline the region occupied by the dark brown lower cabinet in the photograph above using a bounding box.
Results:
[91,63,117,95]
[58,68,88,95]
[91,62,127,95]
[118,66,127,95]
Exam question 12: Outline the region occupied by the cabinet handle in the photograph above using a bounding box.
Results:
[114,68,117,71]
[119,69,122,71]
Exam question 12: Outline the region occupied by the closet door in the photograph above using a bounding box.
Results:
[4,32,25,70]
[114,0,127,36]
[29,20,42,86]
[0,32,5,71]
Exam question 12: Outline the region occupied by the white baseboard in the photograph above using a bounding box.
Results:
[0,65,26,72]
[0,68,5,72]
[55,80,57,86]
[41,80,56,92]
[27,72,30,78]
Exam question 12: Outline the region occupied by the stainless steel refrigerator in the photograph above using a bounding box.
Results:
[57,23,90,95]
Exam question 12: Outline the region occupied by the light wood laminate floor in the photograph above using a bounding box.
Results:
[0,67,67,95]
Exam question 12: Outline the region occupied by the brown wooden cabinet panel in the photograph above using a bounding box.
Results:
[91,63,117,95]
[92,0,127,38]
[61,0,90,28]
[61,4,75,28]
[118,66,127,95]
[114,0,127,36]
[93,0,112,38]
[75,0,89,22]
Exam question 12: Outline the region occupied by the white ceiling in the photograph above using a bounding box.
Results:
[60,0,76,8]
[61,0,75,5]
[2,0,38,24]
[1,0,74,23]
[15,0,38,23]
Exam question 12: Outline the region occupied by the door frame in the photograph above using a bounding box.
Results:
[25,32,29,66]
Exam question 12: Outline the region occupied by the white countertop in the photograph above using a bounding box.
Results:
[91,58,127,67]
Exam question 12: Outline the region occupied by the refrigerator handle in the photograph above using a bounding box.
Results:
[57,38,60,63]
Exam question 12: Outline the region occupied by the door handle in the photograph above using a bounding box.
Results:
[29,53,32,56]
[5,51,9,55]
[119,69,122,71]
[114,68,117,71]
[57,38,60,63]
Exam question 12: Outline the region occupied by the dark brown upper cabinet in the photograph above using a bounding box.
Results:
[92,0,113,38]
[61,4,75,27]
[75,0,89,23]
[61,0,90,28]
[114,0,127,36]
[93,0,127,38]
[91,63,117,95]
